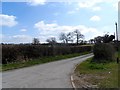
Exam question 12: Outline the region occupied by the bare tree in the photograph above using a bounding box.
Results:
[67,32,74,43]
[46,37,57,56]
[59,33,68,43]
[46,37,57,45]
[59,32,73,43]
[73,29,84,45]
[32,38,40,45]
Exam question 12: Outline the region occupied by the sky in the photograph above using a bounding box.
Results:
[1,0,119,44]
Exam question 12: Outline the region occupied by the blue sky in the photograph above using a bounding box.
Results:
[1,0,119,43]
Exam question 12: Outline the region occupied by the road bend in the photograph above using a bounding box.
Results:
[2,53,93,88]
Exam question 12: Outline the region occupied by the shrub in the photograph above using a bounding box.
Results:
[2,45,19,64]
[93,43,115,63]
[2,44,92,64]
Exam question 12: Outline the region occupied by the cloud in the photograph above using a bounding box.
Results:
[28,0,46,6]
[12,35,32,43]
[13,35,31,39]
[20,29,27,32]
[34,21,102,41]
[77,0,118,11]
[2,34,33,44]
[90,15,101,22]
[34,21,58,31]
[0,14,18,27]
[78,0,102,11]
[92,6,102,11]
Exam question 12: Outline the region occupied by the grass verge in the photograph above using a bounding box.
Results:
[1,52,90,71]
[75,57,118,88]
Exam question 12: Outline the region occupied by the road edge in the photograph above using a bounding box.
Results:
[70,63,79,90]
[70,54,93,89]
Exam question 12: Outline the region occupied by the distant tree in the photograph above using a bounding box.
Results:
[73,29,84,45]
[59,30,84,44]
[94,34,115,44]
[66,32,74,43]
[59,32,73,43]
[59,33,68,43]
[89,39,94,44]
[80,40,87,45]
[94,36,103,43]
[103,34,115,43]
[102,34,109,43]
[108,35,115,42]
[46,37,57,45]
[83,40,87,44]
[46,37,57,56]
[32,38,40,45]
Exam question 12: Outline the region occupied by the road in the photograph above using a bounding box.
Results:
[2,53,93,88]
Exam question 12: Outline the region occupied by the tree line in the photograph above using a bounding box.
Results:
[32,30,115,46]
[2,28,117,64]
[32,29,85,45]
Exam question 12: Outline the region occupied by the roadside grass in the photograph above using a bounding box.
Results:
[75,57,118,88]
[0,64,1,72]
[2,52,90,71]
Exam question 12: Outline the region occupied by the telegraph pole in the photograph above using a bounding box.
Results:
[115,22,119,63]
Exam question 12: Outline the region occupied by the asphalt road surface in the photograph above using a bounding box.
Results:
[2,53,93,88]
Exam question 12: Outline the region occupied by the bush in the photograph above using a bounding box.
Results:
[93,43,115,63]
[2,44,92,64]
[2,45,19,64]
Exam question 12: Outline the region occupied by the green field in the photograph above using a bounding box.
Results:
[75,57,119,88]
[1,52,90,71]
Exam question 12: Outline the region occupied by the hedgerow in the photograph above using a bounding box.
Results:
[2,44,92,64]
[93,43,115,63]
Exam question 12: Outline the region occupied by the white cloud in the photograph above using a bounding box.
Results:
[34,21,100,34]
[2,34,33,44]
[34,21,58,31]
[78,0,102,10]
[77,0,118,11]
[78,1,93,8]
[12,35,32,43]
[13,35,30,39]
[34,21,102,41]
[20,29,27,32]
[28,0,46,6]
[92,6,102,11]
[90,15,101,22]
[0,14,18,27]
